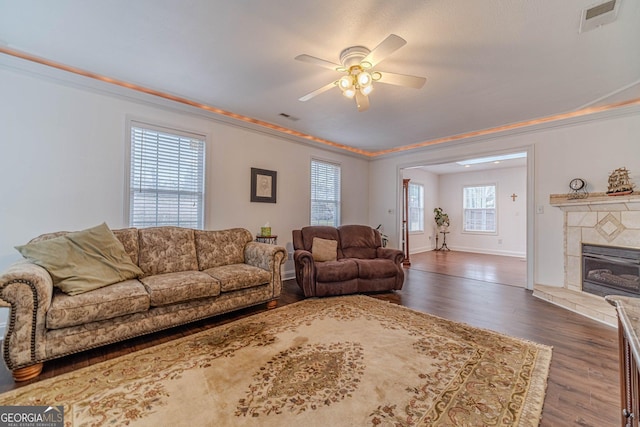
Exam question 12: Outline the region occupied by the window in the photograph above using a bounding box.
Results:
[310,159,341,227]
[127,121,206,229]
[463,184,496,233]
[408,183,424,232]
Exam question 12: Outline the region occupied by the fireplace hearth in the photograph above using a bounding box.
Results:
[538,192,640,325]
[583,244,640,298]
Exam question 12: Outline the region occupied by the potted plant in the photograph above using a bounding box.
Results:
[433,207,450,232]
[376,224,389,247]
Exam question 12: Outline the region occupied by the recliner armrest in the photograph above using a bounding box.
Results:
[376,247,405,265]
[293,249,317,297]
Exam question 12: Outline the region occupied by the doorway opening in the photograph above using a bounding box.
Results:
[400,149,531,289]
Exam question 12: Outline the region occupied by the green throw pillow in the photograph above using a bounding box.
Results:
[15,223,143,296]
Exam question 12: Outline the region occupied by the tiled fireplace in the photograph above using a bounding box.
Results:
[582,243,640,297]
[535,192,640,326]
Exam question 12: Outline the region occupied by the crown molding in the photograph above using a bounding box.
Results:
[2,46,639,160]
[0,47,372,159]
[370,98,640,159]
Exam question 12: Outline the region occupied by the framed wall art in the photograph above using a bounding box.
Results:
[250,168,277,203]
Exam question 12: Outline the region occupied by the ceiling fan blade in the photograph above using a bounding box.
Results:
[377,71,426,89]
[355,91,370,112]
[299,81,337,102]
[362,34,407,67]
[295,54,342,71]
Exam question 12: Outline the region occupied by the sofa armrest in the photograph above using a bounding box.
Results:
[293,249,316,297]
[244,242,287,297]
[376,247,405,265]
[376,248,405,290]
[0,261,54,369]
[244,242,286,271]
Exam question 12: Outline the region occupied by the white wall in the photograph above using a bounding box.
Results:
[438,166,527,257]
[1,60,639,318]
[0,66,371,280]
[370,110,640,288]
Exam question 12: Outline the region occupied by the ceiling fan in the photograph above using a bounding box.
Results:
[295,34,426,112]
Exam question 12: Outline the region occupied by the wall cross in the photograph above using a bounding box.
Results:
[510,193,518,202]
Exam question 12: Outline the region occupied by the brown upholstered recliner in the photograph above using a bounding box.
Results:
[292,224,405,297]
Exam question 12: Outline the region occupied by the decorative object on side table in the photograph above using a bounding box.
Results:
[434,207,451,251]
[260,222,271,237]
[433,207,450,232]
[257,222,277,244]
[567,178,588,199]
[250,168,277,203]
[607,167,634,196]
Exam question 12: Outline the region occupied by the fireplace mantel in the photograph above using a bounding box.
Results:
[550,192,640,212]
[533,191,640,325]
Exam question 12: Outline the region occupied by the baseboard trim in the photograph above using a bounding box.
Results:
[446,246,526,258]
[283,269,295,281]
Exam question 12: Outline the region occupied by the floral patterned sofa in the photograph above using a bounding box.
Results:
[0,225,286,381]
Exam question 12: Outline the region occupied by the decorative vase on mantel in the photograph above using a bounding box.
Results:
[606,167,634,196]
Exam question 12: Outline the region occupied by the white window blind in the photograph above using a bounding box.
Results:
[408,183,424,232]
[463,184,496,233]
[128,122,205,229]
[310,159,341,227]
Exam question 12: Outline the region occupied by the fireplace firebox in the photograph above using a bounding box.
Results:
[582,244,640,298]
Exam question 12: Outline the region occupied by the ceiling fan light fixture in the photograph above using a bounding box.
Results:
[295,34,425,111]
[338,75,353,90]
[357,71,372,87]
[343,88,356,98]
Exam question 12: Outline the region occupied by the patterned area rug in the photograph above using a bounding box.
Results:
[0,296,552,426]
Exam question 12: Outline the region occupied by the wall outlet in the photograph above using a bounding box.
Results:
[288,252,293,260]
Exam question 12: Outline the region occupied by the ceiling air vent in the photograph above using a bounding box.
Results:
[278,113,300,121]
[580,0,620,33]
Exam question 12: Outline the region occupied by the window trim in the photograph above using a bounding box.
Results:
[125,118,207,229]
[310,158,341,227]
[462,183,498,235]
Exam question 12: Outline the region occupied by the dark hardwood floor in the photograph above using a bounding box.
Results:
[0,265,619,426]
[409,250,527,288]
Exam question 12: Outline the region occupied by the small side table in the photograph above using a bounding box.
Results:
[438,231,450,251]
[256,235,277,244]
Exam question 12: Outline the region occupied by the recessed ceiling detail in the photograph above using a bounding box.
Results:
[456,152,527,166]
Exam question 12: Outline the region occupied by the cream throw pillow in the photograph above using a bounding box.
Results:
[311,237,338,262]
[16,223,143,295]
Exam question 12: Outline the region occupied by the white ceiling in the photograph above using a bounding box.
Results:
[1,0,639,155]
